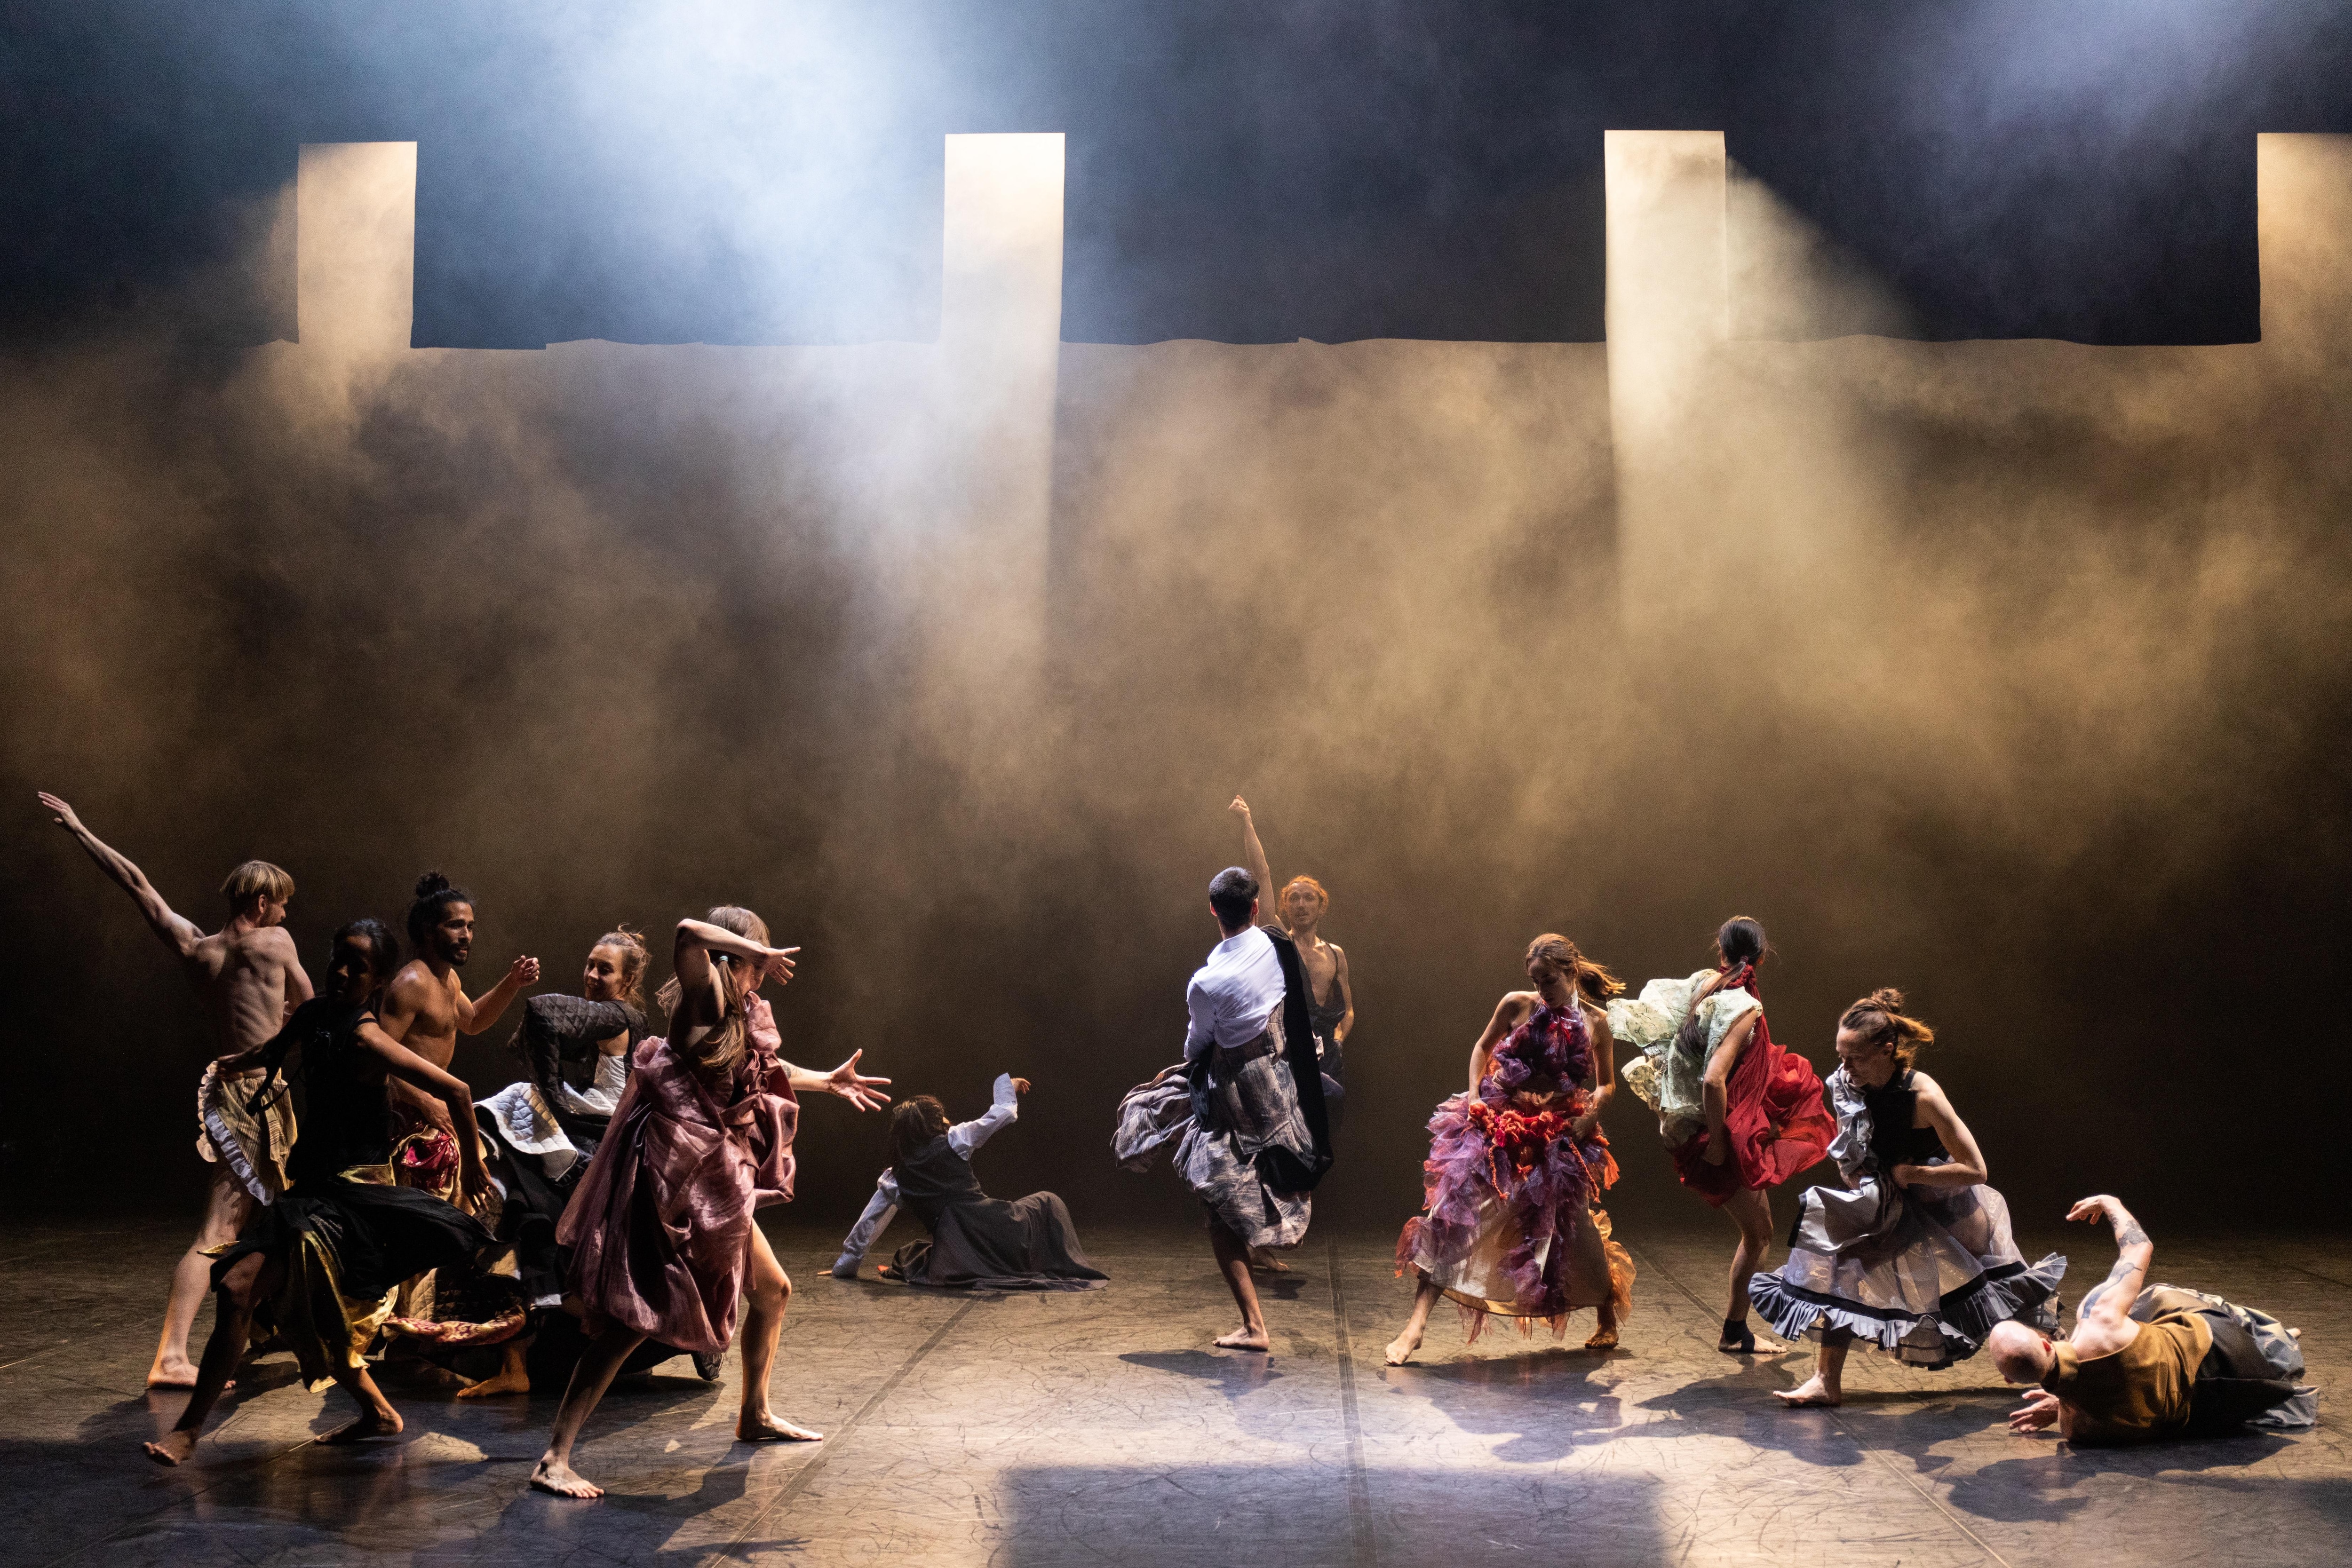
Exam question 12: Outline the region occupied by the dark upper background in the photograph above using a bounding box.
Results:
[6,1,2352,1236]
[6,0,2352,351]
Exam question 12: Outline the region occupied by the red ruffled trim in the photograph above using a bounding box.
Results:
[1670,991,1834,1207]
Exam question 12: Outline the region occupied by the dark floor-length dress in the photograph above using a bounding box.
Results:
[887,1135,1107,1291]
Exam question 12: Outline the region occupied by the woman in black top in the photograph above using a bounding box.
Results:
[142,919,493,1466]
[1746,989,2066,1407]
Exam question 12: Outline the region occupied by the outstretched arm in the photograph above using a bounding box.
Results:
[456,954,540,1035]
[38,793,203,958]
[779,1051,892,1111]
[2069,1194,2153,1346]
[358,1020,490,1202]
[1229,796,1279,930]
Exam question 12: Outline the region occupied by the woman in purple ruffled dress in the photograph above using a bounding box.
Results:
[1385,935,1635,1365]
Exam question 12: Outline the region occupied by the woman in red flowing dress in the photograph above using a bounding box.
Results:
[1658,918,1835,1354]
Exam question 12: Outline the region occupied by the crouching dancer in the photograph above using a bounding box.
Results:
[1990,1195,2316,1445]
[142,919,493,1465]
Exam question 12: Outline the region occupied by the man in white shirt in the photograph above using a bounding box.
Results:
[1174,866,1332,1350]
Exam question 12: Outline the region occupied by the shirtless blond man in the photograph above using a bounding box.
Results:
[39,792,313,1388]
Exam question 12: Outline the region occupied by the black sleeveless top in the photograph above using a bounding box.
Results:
[891,1136,988,1230]
[1863,1069,1949,1173]
[265,997,396,1185]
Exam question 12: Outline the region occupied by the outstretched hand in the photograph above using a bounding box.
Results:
[2066,1195,2120,1225]
[36,792,84,832]
[822,1050,891,1111]
[506,955,541,989]
[763,947,801,987]
[1227,795,1251,822]
[2007,1389,2061,1433]
[1010,1077,1032,1097]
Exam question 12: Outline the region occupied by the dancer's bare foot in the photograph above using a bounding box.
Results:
[318,1406,404,1444]
[1383,1329,1423,1366]
[1215,1326,1272,1351]
[1773,1374,1841,1408]
[1584,1326,1621,1352]
[141,1431,198,1467]
[735,1411,824,1443]
[1247,1246,1292,1274]
[529,1456,604,1498]
[145,1358,204,1390]
[455,1364,531,1399]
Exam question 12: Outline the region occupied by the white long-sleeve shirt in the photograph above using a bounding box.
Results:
[1184,926,1284,1060]
[831,1074,1020,1275]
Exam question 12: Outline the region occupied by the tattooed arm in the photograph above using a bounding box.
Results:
[2067,1194,2153,1358]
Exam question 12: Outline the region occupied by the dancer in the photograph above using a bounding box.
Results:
[830,1074,1106,1289]
[1607,918,1833,1354]
[1387,934,1634,1365]
[1988,1195,2315,1444]
[376,871,537,1338]
[531,907,891,1499]
[461,927,705,1398]
[140,918,493,1465]
[1231,796,1353,1102]
[38,791,312,1389]
[1172,866,1333,1351]
[1748,989,2066,1405]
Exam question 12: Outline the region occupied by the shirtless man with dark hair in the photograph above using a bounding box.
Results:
[376,871,538,1130]
[39,792,313,1388]
[375,872,536,1335]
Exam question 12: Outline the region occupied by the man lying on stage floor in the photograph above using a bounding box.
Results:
[1988,1193,2317,1445]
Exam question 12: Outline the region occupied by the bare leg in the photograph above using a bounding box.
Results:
[1585,1293,1621,1352]
[1722,1186,1773,1348]
[531,1318,650,1498]
[1385,1275,1444,1365]
[1775,1329,1850,1407]
[456,1332,534,1399]
[149,1167,252,1388]
[317,1362,404,1444]
[737,1224,821,1442]
[143,1249,274,1465]
[1209,1219,1270,1350]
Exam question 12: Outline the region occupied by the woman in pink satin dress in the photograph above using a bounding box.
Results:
[532,906,890,1499]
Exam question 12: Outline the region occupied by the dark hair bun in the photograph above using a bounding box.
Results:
[414,870,453,899]
[1716,916,1769,967]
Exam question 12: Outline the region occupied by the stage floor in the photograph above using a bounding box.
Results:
[4,1217,2347,1567]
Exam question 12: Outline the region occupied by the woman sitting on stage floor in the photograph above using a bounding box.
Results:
[1386,934,1635,1365]
[530,906,891,1500]
[142,918,494,1465]
[829,1074,1106,1290]
[1748,988,2067,1405]
[1608,917,1835,1355]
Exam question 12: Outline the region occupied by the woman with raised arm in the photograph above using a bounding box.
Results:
[1748,989,2066,1406]
[531,907,890,1500]
[140,919,493,1466]
[1385,935,1634,1365]
[1607,917,1834,1354]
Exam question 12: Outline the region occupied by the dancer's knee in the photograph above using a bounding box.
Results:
[216,1253,266,1312]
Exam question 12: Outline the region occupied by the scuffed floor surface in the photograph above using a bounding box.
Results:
[4,1218,2348,1566]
